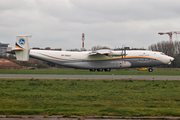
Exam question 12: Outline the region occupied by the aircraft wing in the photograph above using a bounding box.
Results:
[6,48,24,54]
[89,49,126,57]
[89,49,111,56]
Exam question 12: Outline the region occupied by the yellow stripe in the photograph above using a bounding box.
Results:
[88,56,159,61]
[15,46,22,49]
[44,56,61,61]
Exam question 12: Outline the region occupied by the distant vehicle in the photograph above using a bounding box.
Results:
[137,68,147,71]
[12,35,174,72]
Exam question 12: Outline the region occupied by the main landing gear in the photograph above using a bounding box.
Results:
[89,69,111,72]
[89,69,96,71]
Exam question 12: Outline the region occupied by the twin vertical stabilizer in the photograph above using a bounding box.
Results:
[14,35,31,61]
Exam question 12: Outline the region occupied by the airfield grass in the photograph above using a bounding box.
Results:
[0,79,180,116]
[0,68,180,75]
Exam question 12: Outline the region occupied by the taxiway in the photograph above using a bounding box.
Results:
[0,74,179,80]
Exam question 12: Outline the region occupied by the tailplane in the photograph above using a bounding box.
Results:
[14,35,31,61]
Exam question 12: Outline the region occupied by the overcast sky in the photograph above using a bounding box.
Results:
[1,0,180,50]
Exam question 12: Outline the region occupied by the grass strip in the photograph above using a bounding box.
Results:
[0,79,180,116]
[0,68,180,75]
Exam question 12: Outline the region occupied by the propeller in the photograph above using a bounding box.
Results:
[124,48,126,67]
[121,47,127,68]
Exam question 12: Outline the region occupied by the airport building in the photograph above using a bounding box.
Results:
[0,42,12,56]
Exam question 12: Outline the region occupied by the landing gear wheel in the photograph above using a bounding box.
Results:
[97,69,103,72]
[89,69,96,72]
[104,69,111,72]
[148,68,153,72]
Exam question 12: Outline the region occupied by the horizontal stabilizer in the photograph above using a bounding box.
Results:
[13,48,23,51]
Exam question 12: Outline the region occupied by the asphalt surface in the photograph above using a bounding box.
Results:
[0,115,180,120]
[0,74,179,80]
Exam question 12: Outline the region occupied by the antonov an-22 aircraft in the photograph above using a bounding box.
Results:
[13,35,174,72]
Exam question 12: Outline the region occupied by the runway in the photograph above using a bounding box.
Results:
[0,74,180,80]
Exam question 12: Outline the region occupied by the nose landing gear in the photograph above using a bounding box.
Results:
[148,68,153,72]
[137,68,153,72]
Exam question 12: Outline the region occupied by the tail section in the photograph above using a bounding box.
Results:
[14,35,31,61]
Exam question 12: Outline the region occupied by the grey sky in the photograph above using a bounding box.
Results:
[0,0,180,50]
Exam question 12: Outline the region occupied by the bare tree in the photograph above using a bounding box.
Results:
[91,45,110,51]
[148,41,178,56]
[148,41,180,68]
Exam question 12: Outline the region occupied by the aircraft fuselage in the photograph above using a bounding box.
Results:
[29,49,174,69]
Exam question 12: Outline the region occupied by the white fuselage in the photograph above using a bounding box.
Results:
[29,49,174,69]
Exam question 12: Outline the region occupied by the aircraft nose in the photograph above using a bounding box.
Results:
[167,57,174,65]
[170,57,174,62]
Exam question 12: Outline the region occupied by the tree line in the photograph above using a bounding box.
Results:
[148,40,180,67]
[148,41,180,56]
